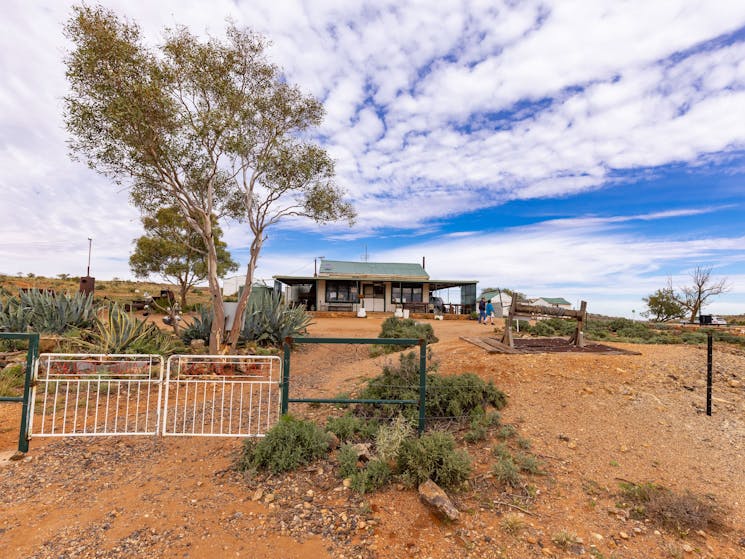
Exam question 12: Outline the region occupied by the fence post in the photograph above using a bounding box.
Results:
[281,337,291,416]
[18,333,39,454]
[418,338,427,435]
[706,332,713,416]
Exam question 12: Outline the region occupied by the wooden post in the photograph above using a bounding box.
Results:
[569,301,587,347]
[500,297,518,348]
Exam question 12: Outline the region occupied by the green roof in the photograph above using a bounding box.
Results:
[540,297,571,305]
[318,260,429,279]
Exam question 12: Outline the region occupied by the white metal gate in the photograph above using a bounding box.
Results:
[30,354,164,437]
[29,353,280,440]
[162,354,281,437]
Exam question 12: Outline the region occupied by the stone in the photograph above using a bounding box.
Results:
[619,531,629,539]
[682,543,694,553]
[418,479,460,522]
[263,493,275,504]
[327,432,340,451]
[252,488,264,501]
[728,380,740,388]
[591,533,603,541]
[189,339,206,349]
[567,441,577,449]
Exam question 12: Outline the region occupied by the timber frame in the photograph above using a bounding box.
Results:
[501,299,588,348]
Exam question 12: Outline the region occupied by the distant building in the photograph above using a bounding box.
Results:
[480,289,513,317]
[274,259,478,314]
[530,297,572,310]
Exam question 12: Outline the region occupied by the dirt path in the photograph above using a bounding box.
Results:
[2,317,744,558]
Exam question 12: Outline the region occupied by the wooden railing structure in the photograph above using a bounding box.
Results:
[501,300,588,348]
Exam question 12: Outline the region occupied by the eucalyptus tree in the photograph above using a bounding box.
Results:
[64,5,355,352]
[129,206,238,308]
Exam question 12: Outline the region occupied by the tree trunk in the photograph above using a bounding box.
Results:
[179,283,189,308]
[203,219,226,354]
[227,235,262,349]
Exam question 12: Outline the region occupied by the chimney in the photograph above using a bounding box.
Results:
[422,256,426,270]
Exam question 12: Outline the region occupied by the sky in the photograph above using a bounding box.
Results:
[2,1,745,317]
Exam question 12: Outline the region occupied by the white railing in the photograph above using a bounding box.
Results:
[30,354,164,437]
[163,354,281,437]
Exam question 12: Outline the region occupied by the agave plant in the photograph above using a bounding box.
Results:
[85,302,175,354]
[0,297,32,332]
[15,289,95,334]
[241,290,312,347]
[180,305,213,345]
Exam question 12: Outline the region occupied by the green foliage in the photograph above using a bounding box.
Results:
[350,459,392,494]
[642,286,686,322]
[325,414,379,443]
[375,415,413,462]
[181,305,212,345]
[527,318,577,337]
[85,302,176,354]
[373,317,438,354]
[64,5,355,349]
[241,290,312,347]
[464,411,501,443]
[359,351,507,422]
[0,289,95,334]
[0,364,25,397]
[492,453,521,487]
[129,206,238,307]
[397,431,472,488]
[236,415,330,474]
[497,424,517,439]
[337,444,361,479]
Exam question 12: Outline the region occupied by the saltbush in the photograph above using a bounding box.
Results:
[373,317,438,354]
[236,415,330,474]
[358,352,507,422]
[325,414,379,443]
[397,430,472,488]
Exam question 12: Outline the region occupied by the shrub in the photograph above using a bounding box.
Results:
[0,364,25,397]
[359,351,507,422]
[326,414,379,443]
[236,415,330,474]
[618,481,721,533]
[373,317,438,354]
[528,321,556,337]
[492,453,521,487]
[465,411,501,443]
[397,430,472,488]
[375,415,413,462]
[338,443,361,478]
[350,459,392,494]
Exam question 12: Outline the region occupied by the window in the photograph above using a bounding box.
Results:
[391,284,422,303]
[325,281,359,303]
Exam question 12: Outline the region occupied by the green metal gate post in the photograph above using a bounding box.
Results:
[281,338,291,415]
[418,338,426,434]
[281,336,427,434]
[0,332,39,453]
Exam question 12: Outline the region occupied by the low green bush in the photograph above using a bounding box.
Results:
[350,459,392,494]
[372,317,438,354]
[236,415,330,474]
[0,364,25,397]
[359,352,507,422]
[326,414,380,443]
[397,430,472,488]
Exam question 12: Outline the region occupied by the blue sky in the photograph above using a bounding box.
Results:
[2,1,745,317]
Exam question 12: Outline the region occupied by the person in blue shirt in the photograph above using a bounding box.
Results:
[485,300,495,325]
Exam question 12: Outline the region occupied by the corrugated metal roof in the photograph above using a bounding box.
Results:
[540,297,571,305]
[318,260,429,279]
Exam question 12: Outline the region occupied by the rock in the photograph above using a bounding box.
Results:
[251,488,264,502]
[263,493,275,504]
[189,339,206,349]
[619,531,629,539]
[682,543,694,553]
[728,380,740,388]
[418,479,459,522]
[591,533,603,541]
[567,441,577,449]
[342,478,352,488]
[350,443,373,462]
